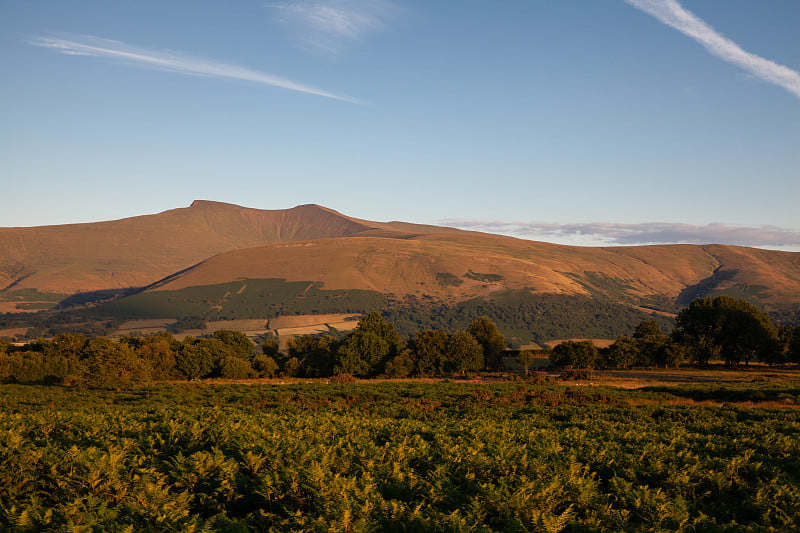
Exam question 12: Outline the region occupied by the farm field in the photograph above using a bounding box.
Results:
[267,314,361,330]
[1,380,799,531]
[114,319,178,338]
[108,315,362,345]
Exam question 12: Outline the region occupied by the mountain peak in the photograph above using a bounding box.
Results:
[189,200,239,209]
[189,200,330,213]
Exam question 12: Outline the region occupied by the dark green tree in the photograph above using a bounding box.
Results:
[82,338,153,389]
[633,321,665,341]
[656,341,687,368]
[550,340,598,369]
[633,321,679,367]
[608,336,639,369]
[0,351,45,383]
[252,354,279,377]
[0,347,82,384]
[175,338,231,379]
[357,312,404,352]
[674,296,777,366]
[333,313,403,377]
[135,335,178,380]
[218,356,256,379]
[281,356,302,377]
[48,332,88,360]
[468,316,506,370]
[789,326,800,364]
[383,349,414,378]
[213,329,254,359]
[335,330,390,377]
[288,335,337,377]
[261,337,280,358]
[444,331,484,374]
[517,350,535,374]
[408,329,449,376]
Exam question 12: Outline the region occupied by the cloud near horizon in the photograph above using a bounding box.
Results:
[268,0,399,54]
[625,0,800,99]
[440,219,800,250]
[29,34,361,103]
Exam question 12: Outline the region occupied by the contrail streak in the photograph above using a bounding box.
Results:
[625,0,800,99]
[30,34,362,104]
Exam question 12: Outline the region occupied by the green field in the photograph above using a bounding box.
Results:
[1,381,799,532]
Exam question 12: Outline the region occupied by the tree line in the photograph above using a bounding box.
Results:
[0,313,506,388]
[2,296,799,388]
[550,295,800,369]
[276,314,505,379]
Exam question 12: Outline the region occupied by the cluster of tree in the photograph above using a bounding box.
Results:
[3,296,799,387]
[271,314,505,378]
[0,309,122,340]
[673,296,793,366]
[0,313,507,387]
[0,329,263,389]
[549,296,800,369]
[168,315,207,334]
[551,321,689,370]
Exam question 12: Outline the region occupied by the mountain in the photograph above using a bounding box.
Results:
[119,231,800,315]
[0,201,379,294]
[152,236,799,301]
[1,201,798,341]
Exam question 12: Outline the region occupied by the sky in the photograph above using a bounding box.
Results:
[1,1,799,250]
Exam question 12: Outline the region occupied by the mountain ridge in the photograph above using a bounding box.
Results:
[1,202,798,326]
[0,201,390,293]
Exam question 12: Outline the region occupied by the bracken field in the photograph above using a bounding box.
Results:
[1,380,799,532]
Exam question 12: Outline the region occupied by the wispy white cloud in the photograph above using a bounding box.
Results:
[440,219,800,251]
[268,0,399,54]
[29,34,361,103]
[625,0,800,99]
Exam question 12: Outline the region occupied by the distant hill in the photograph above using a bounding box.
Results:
[139,233,800,308]
[0,201,379,294]
[1,201,798,341]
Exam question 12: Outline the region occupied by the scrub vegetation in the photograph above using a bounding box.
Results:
[1,381,799,532]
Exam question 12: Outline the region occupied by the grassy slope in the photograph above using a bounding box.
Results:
[141,232,800,309]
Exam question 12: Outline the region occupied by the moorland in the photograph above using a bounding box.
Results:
[1,201,799,347]
[1,378,800,532]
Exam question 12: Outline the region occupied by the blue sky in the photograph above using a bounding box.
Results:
[2,1,798,250]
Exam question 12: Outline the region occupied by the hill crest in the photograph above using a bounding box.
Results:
[0,201,392,293]
[1,202,797,323]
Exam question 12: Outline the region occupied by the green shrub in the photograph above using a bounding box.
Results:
[550,340,598,369]
[218,356,256,379]
[176,338,228,379]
